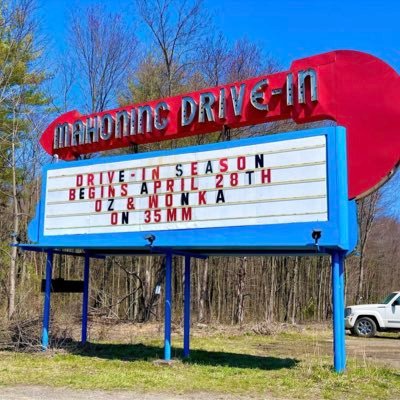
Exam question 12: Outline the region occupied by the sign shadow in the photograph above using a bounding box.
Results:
[66,341,299,371]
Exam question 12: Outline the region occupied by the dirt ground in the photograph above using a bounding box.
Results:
[255,331,400,369]
[346,334,400,368]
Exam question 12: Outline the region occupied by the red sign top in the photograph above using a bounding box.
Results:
[40,50,400,199]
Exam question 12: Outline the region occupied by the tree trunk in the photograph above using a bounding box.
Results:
[234,257,247,325]
[8,140,19,320]
[199,259,209,322]
[317,259,323,320]
[291,257,299,324]
[356,252,365,303]
[266,257,276,322]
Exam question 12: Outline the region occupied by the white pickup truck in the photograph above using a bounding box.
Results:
[345,292,400,337]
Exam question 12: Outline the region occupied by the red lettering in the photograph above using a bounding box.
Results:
[216,174,224,188]
[87,173,94,186]
[127,197,135,210]
[108,185,116,197]
[191,162,198,175]
[149,194,159,208]
[154,180,161,193]
[154,209,161,223]
[237,156,246,170]
[144,210,151,223]
[69,189,76,200]
[88,187,95,199]
[107,171,115,183]
[230,173,238,186]
[121,183,128,196]
[95,199,102,212]
[167,208,177,221]
[166,179,174,192]
[191,177,198,190]
[182,207,192,221]
[142,168,146,180]
[152,167,160,180]
[111,212,118,225]
[261,168,271,184]
[76,175,83,187]
[166,193,173,207]
[219,158,228,172]
[198,191,206,205]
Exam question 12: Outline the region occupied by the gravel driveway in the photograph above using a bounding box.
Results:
[0,386,265,400]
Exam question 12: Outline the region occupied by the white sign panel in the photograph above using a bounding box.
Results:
[43,135,327,236]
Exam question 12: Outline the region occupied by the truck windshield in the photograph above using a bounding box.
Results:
[381,292,398,304]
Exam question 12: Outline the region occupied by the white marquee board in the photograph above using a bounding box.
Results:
[43,135,327,236]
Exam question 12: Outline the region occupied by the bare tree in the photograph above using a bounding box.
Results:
[50,60,75,114]
[68,4,138,113]
[200,32,230,86]
[136,0,208,97]
[355,191,380,303]
[198,258,209,322]
[379,170,400,220]
[234,257,247,325]
[291,257,299,323]
[226,38,264,82]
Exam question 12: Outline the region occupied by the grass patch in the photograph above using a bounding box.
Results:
[0,329,399,399]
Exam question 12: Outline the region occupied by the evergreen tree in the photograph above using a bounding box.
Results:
[0,0,48,318]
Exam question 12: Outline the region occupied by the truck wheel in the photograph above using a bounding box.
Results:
[354,317,377,338]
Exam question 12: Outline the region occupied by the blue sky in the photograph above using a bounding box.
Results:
[208,0,400,71]
[38,0,400,215]
[39,0,400,72]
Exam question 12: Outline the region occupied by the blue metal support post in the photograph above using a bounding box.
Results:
[41,250,53,350]
[183,256,191,358]
[338,252,346,367]
[164,251,173,361]
[332,251,346,372]
[81,252,90,344]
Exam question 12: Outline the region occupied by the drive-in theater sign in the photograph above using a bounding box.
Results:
[21,50,400,373]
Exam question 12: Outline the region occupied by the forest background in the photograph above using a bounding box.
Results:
[0,0,399,338]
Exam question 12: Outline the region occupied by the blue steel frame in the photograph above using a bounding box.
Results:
[183,256,191,358]
[38,248,346,371]
[25,126,357,373]
[331,251,346,371]
[164,252,172,361]
[81,252,90,344]
[41,250,53,350]
[148,248,206,361]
